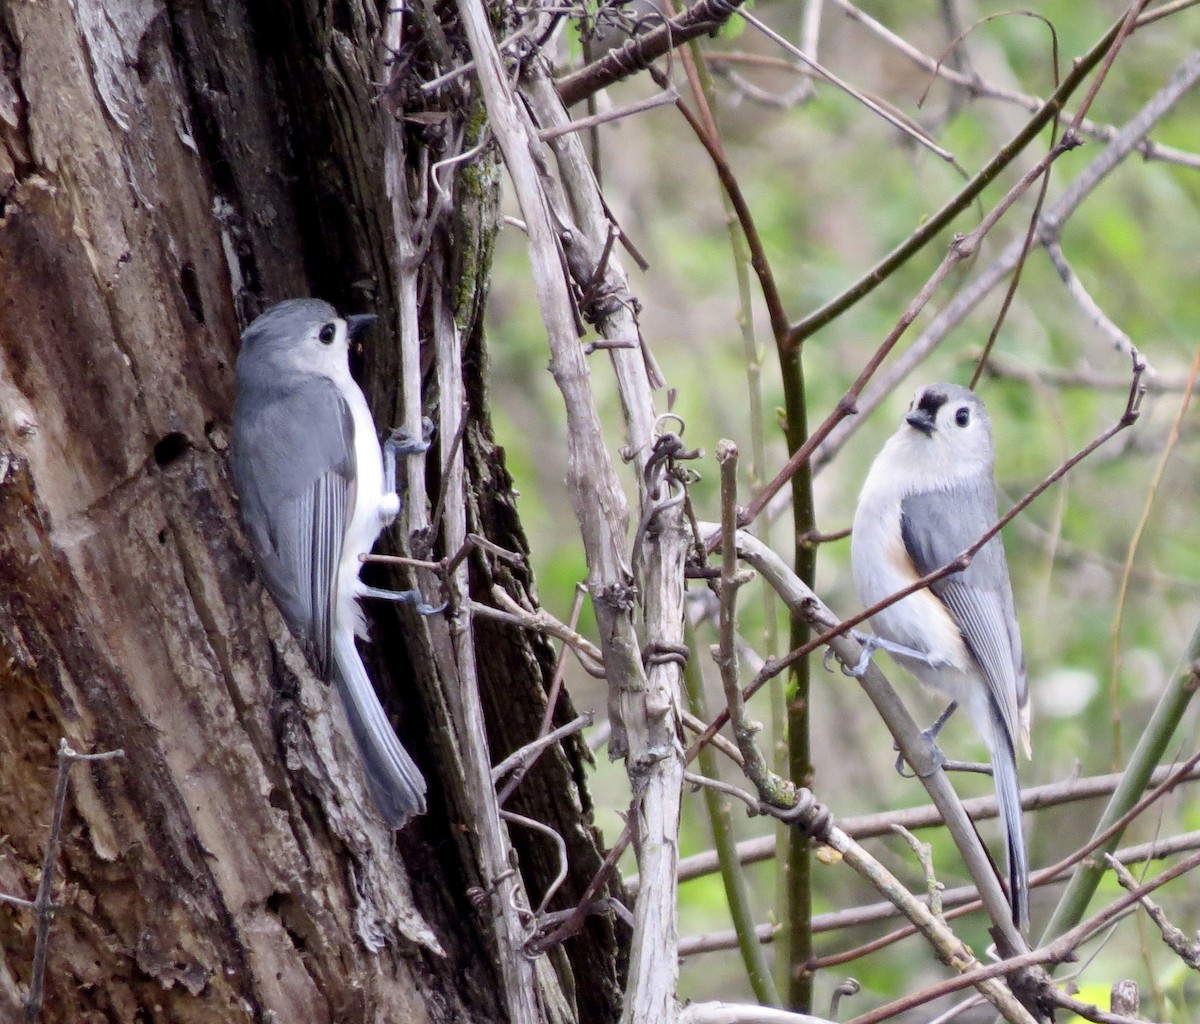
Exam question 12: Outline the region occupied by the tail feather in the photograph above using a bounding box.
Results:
[332,628,427,828]
[989,704,1029,931]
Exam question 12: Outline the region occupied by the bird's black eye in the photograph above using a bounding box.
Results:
[318,323,337,345]
[955,406,970,427]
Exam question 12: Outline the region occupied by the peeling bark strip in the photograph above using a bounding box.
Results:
[0,0,616,1020]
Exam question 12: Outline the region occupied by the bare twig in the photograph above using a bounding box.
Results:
[736,9,955,164]
[827,0,1200,170]
[420,22,541,94]
[679,922,778,957]
[809,750,1200,966]
[683,770,762,813]
[528,825,632,954]
[24,741,124,1024]
[1044,990,1161,1024]
[1104,853,1200,969]
[472,588,605,676]
[1040,625,1200,945]
[978,354,1196,396]
[1044,243,1140,365]
[805,817,1039,1023]
[682,617,780,1007]
[537,89,678,140]
[680,710,745,768]
[807,829,1200,945]
[893,825,944,918]
[492,713,595,787]
[1066,1,1151,137]
[1137,0,1200,24]
[713,440,795,809]
[556,0,752,107]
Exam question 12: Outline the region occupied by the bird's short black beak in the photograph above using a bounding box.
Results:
[905,409,936,436]
[346,313,378,342]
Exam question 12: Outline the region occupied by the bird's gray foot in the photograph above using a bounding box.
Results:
[895,701,957,777]
[360,585,446,616]
[383,417,436,495]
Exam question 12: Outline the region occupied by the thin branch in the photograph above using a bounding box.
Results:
[1044,243,1140,365]
[893,824,944,919]
[713,440,795,808]
[792,813,1039,1023]
[556,0,752,107]
[827,0,1200,170]
[736,9,955,164]
[679,923,778,957]
[661,72,790,342]
[1066,1,1151,137]
[683,770,762,813]
[807,829,1200,968]
[24,742,124,1024]
[808,829,1200,948]
[492,713,595,786]
[528,825,632,954]
[680,709,745,768]
[1044,990,1161,1024]
[420,22,540,94]
[537,88,678,140]
[978,354,1197,396]
[1105,853,1200,969]
[683,628,780,1006]
[814,746,1200,967]
[472,589,605,676]
[1136,0,1200,24]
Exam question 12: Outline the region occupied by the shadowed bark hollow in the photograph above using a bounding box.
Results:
[0,0,620,1020]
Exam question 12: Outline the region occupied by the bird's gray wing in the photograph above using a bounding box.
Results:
[899,479,1027,747]
[232,376,355,678]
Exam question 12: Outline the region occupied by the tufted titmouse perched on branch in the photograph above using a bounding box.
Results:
[232,298,432,829]
[851,383,1030,930]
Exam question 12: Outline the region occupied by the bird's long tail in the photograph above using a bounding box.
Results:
[332,627,427,828]
[989,703,1029,931]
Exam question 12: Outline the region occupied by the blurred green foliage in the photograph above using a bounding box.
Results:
[487,1,1200,1018]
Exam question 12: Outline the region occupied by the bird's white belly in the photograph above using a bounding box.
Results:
[338,382,387,611]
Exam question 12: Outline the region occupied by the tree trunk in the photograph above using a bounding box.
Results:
[0,0,620,1020]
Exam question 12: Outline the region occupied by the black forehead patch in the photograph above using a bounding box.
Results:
[916,389,948,418]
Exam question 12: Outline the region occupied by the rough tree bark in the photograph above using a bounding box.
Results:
[0,0,620,1021]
